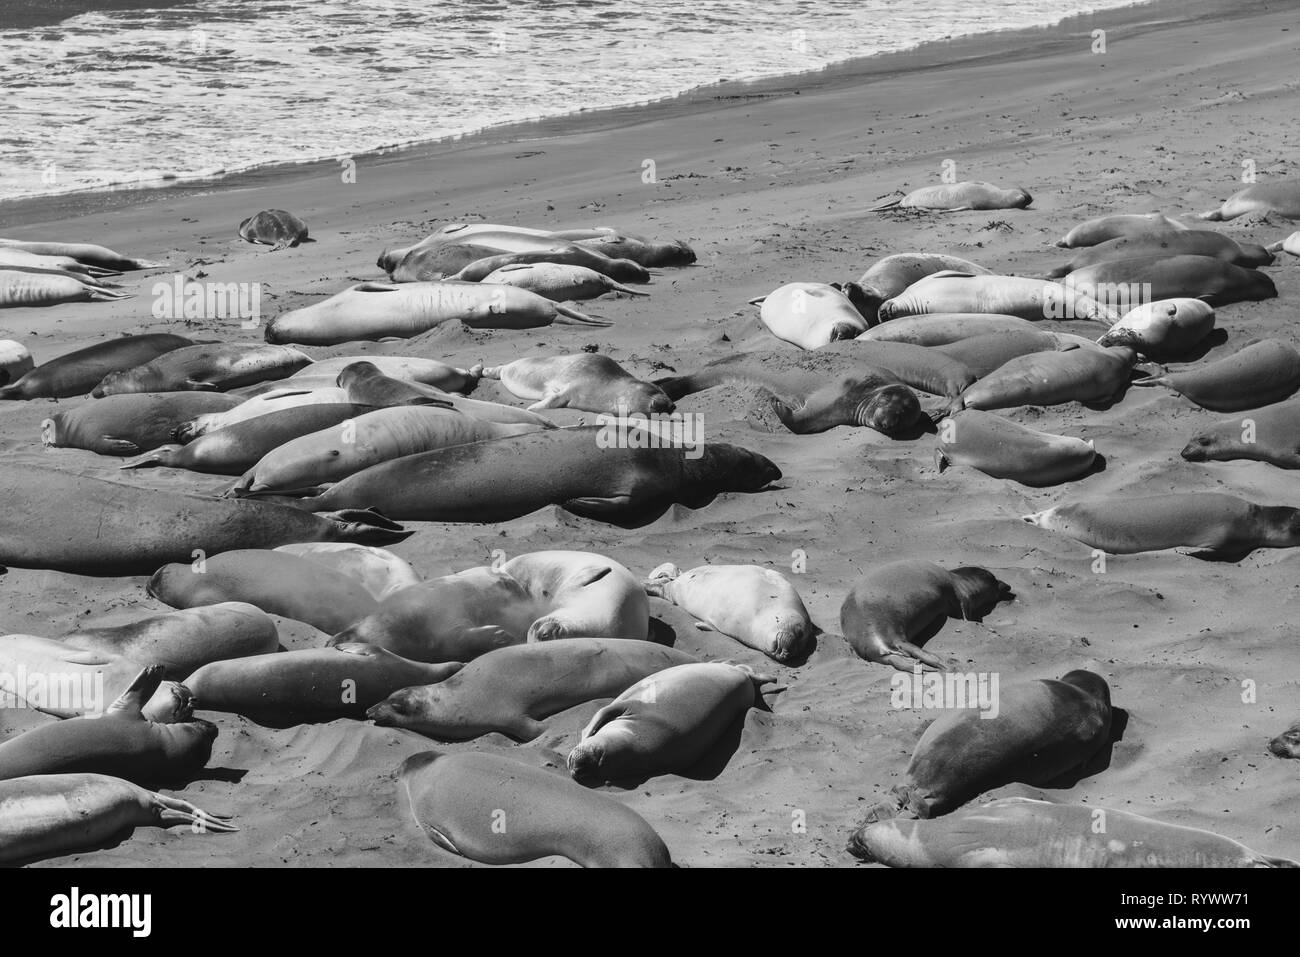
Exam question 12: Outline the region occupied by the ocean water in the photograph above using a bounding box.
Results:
[0,0,1132,202]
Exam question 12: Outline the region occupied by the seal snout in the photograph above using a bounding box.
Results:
[366,692,410,726]
[1180,436,1210,461]
[566,742,605,781]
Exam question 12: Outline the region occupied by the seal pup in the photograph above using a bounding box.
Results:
[1062,255,1276,307]
[238,209,309,250]
[571,233,695,267]
[567,662,778,784]
[1200,179,1300,221]
[850,797,1295,868]
[0,238,166,271]
[1054,212,1188,248]
[368,638,697,741]
[185,644,461,725]
[92,343,312,396]
[289,355,477,392]
[878,273,1117,323]
[473,354,672,415]
[1046,230,1274,276]
[171,386,355,440]
[449,248,650,284]
[859,671,1112,822]
[961,344,1136,411]
[479,263,650,300]
[750,282,869,349]
[871,182,1032,212]
[844,253,991,323]
[0,334,194,400]
[931,329,1061,377]
[1025,493,1300,557]
[936,410,1096,485]
[840,561,1012,672]
[1132,339,1300,412]
[62,603,278,680]
[0,464,409,576]
[1267,231,1300,256]
[335,362,553,426]
[1095,298,1215,360]
[43,392,241,455]
[400,751,672,867]
[0,340,33,385]
[0,269,130,307]
[0,772,234,865]
[643,563,816,662]
[274,542,421,600]
[0,666,217,785]
[387,242,512,281]
[1181,399,1300,469]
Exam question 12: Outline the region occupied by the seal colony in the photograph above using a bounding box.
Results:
[1,3,1299,869]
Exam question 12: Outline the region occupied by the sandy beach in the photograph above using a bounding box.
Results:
[4,0,1300,867]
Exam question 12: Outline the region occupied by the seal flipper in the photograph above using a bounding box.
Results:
[121,445,179,469]
[642,562,681,597]
[563,494,633,518]
[100,437,142,456]
[552,303,612,326]
[183,379,221,392]
[103,665,166,720]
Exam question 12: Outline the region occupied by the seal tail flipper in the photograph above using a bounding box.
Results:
[124,259,168,269]
[321,508,414,544]
[104,665,166,718]
[471,364,502,380]
[87,287,132,301]
[868,197,903,212]
[1130,373,1169,388]
[1261,855,1300,868]
[746,295,766,306]
[642,562,681,597]
[121,446,177,469]
[151,793,239,832]
[1198,209,1225,221]
[607,280,650,297]
[552,303,611,326]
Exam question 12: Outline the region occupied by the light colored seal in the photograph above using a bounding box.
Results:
[0,340,33,385]
[1024,493,1300,557]
[1200,179,1300,221]
[1047,229,1274,276]
[286,426,780,524]
[400,751,671,867]
[264,281,608,345]
[844,254,991,323]
[0,772,235,865]
[368,637,697,741]
[931,329,1061,376]
[479,262,650,300]
[92,343,313,397]
[751,282,869,348]
[1133,338,1300,411]
[184,643,461,725]
[289,355,477,392]
[61,602,278,680]
[936,410,1096,485]
[871,182,1031,212]
[0,238,165,271]
[172,387,351,441]
[878,273,1117,323]
[859,670,1112,822]
[334,361,553,426]
[332,551,649,658]
[147,549,381,635]
[0,666,217,786]
[0,334,194,400]
[238,209,309,250]
[840,560,1012,672]
[566,662,777,783]
[1063,255,1276,307]
[1181,398,1300,469]
[0,463,409,576]
[0,269,130,307]
[0,634,191,722]
[1054,212,1188,248]
[42,392,241,455]
[571,233,696,267]
[0,247,118,278]
[858,313,1039,346]
[1267,231,1300,256]
[473,354,672,415]
[961,344,1136,410]
[850,797,1296,868]
[273,542,421,600]
[387,242,514,281]
[1095,298,1215,359]
[643,563,816,662]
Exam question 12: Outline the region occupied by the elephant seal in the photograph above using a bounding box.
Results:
[480,263,650,300]
[93,343,313,396]
[961,345,1136,410]
[388,242,511,281]
[274,542,421,600]
[931,329,1060,376]
[0,464,409,576]
[42,392,240,455]
[0,239,165,271]
[840,561,1012,672]
[289,355,477,393]
[1024,493,1300,557]
[572,234,696,268]
[238,209,309,250]
[643,563,816,662]
[0,666,217,786]
[861,670,1112,822]
[0,269,130,307]
[1133,339,1300,411]
[763,374,923,435]
[1181,399,1300,469]
[1063,255,1277,307]
[1095,298,1215,360]
[1268,231,1300,256]
[850,797,1294,868]
[0,772,235,865]
[265,281,607,345]
[336,362,554,426]
[400,751,671,867]
[1200,179,1300,221]
[287,426,781,524]
[1269,720,1300,758]
[936,410,1096,485]
[1046,230,1274,277]
[0,334,193,400]
[124,403,376,473]
[843,254,992,323]
[333,551,649,660]
[1055,212,1188,248]
[567,663,776,783]
[61,602,278,680]
[185,644,460,725]
[450,248,650,284]
[473,354,672,415]
[368,638,697,741]
[0,634,191,722]
[871,182,1031,212]
[172,387,353,440]
[822,340,976,405]
[230,405,541,495]
[751,282,869,349]
[878,273,1117,323]
[148,549,381,635]
[0,340,33,385]
[858,314,1039,346]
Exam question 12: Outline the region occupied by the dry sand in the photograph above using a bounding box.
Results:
[4,0,1299,867]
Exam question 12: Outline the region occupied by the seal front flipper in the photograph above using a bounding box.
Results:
[563,494,633,518]
[102,665,166,720]
[100,437,142,456]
